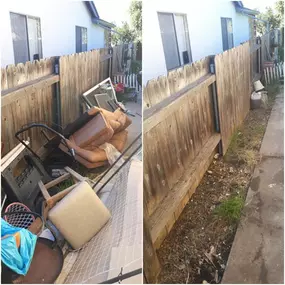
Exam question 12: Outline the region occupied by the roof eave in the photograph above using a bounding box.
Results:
[92,18,116,29]
[85,1,99,19]
[236,6,260,16]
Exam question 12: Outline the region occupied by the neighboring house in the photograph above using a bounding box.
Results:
[0,1,115,67]
[143,1,258,85]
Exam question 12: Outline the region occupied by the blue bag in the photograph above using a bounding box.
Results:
[1,218,37,275]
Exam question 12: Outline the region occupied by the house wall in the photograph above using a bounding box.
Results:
[0,1,105,67]
[143,0,250,85]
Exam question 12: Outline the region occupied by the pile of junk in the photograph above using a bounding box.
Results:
[1,78,143,284]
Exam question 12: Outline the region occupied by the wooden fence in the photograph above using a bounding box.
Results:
[1,48,110,156]
[60,49,101,126]
[249,31,275,83]
[264,62,284,85]
[215,42,251,154]
[111,42,138,76]
[1,59,56,155]
[143,42,251,283]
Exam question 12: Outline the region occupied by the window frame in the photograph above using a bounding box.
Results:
[157,11,193,71]
[221,17,234,51]
[75,25,88,53]
[10,12,43,64]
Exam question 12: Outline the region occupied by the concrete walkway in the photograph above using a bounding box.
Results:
[222,91,284,284]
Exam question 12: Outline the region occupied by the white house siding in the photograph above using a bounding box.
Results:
[143,0,250,85]
[0,1,105,67]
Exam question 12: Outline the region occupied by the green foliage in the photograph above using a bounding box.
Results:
[57,179,74,191]
[214,194,244,223]
[275,0,284,28]
[256,1,284,34]
[111,0,142,46]
[111,21,136,46]
[130,60,142,74]
[129,0,142,42]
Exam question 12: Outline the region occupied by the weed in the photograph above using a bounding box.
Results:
[267,82,280,98]
[236,149,258,167]
[57,179,74,191]
[224,130,243,161]
[214,194,244,223]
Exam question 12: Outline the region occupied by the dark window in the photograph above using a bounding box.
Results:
[75,26,87,53]
[158,12,192,71]
[10,12,42,64]
[221,17,234,51]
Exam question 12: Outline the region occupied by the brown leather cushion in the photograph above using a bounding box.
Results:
[113,109,132,132]
[69,112,114,148]
[59,130,128,169]
[88,107,132,133]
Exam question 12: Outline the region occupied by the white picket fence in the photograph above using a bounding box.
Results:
[113,73,141,92]
[264,62,284,85]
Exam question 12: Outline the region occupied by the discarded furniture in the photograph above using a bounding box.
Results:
[15,106,132,169]
[37,167,111,250]
[1,142,50,211]
[37,166,87,208]
[48,181,111,249]
[82,78,136,117]
[82,77,118,108]
[58,107,131,168]
[57,159,143,284]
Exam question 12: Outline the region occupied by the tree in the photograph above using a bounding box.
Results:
[256,1,284,34]
[129,0,142,42]
[111,21,136,46]
[275,0,284,28]
[111,0,142,45]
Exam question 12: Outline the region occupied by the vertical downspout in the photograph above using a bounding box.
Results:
[53,56,62,131]
[210,56,223,154]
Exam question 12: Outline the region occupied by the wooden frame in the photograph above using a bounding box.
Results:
[82,77,118,104]
[38,166,87,208]
[1,141,29,172]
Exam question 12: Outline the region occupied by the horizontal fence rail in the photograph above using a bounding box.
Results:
[1,59,55,155]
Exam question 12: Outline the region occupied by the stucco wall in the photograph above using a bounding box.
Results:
[143,0,250,85]
[0,1,105,67]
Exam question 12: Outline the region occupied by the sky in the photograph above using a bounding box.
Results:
[94,0,132,26]
[242,0,277,12]
[94,0,279,26]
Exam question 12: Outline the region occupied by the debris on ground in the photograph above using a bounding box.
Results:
[157,87,277,284]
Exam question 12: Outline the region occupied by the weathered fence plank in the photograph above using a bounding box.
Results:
[143,57,217,226]
[143,57,210,109]
[60,49,100,126]
[215,42,251,155]
[1,59,54,156]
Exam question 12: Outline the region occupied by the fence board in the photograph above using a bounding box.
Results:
[215,42,251,154]
[1,58,54,155]
[60,49,101,126]
[143,59,216,218]
[144,57,210,109]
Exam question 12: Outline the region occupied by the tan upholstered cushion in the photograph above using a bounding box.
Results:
[48,181,111,249]
[69,112,114,148]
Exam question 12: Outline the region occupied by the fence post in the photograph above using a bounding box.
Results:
[52,56,62,131]
[143,217,161,284]
[209,56,222,154]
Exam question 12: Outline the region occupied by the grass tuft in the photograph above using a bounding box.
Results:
[237,149,258,167]
[214,194,244,223]
[57,179,74,191]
